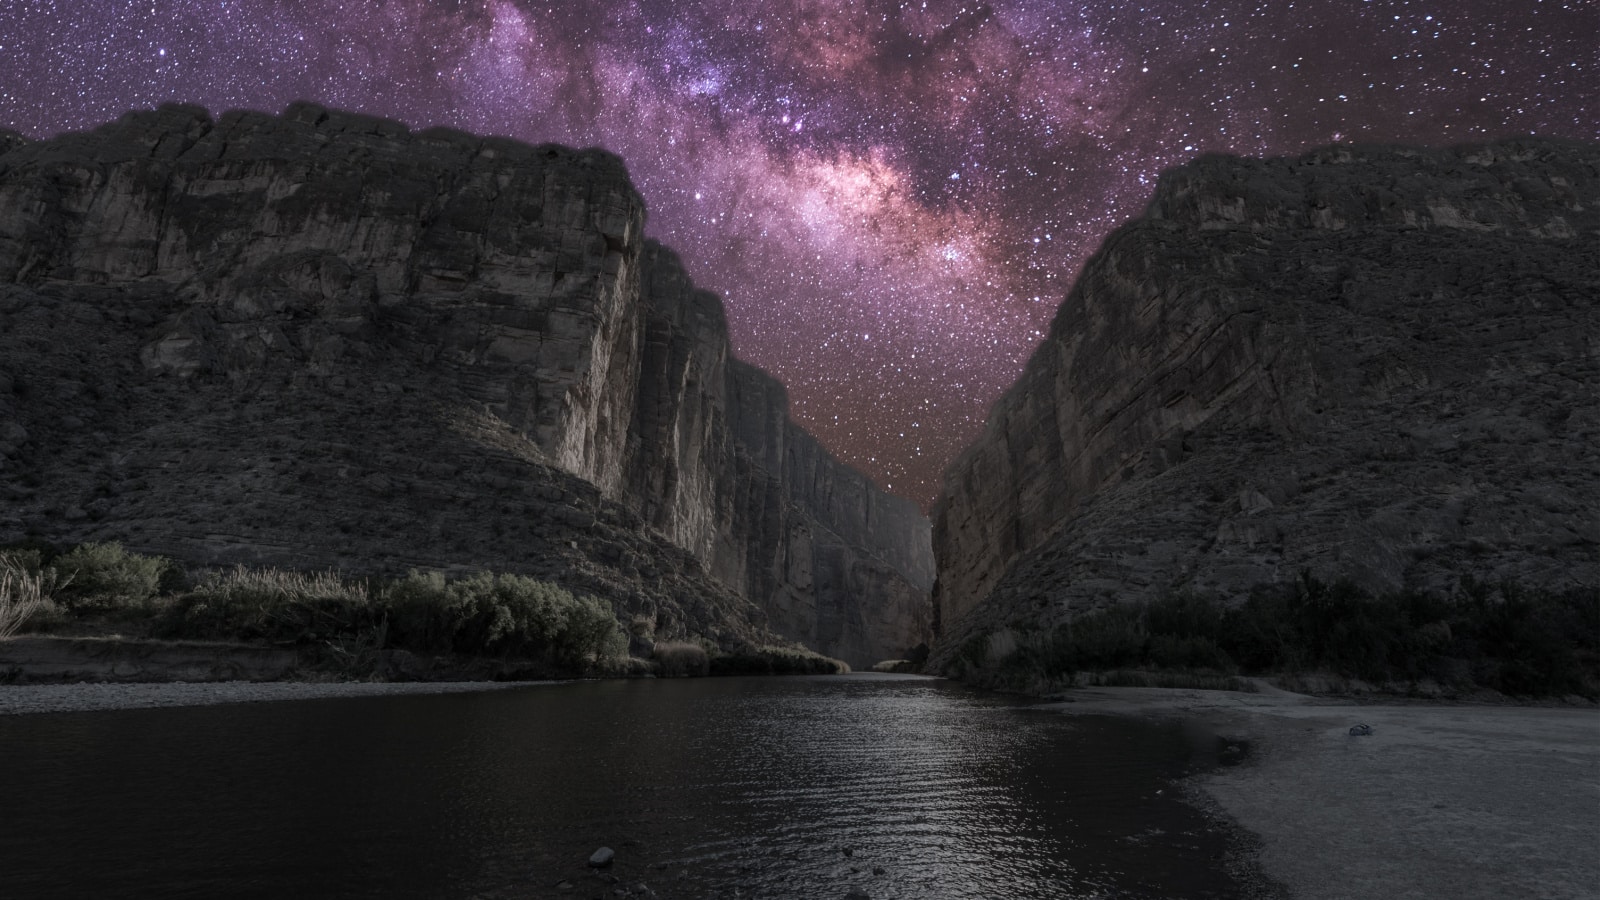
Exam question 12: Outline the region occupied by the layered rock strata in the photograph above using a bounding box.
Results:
[0,103,931,665]
[932,138,1599,660]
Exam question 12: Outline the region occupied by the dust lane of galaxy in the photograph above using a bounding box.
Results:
[2,0,1594,507]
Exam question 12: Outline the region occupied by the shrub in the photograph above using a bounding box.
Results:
[653,640,710,677]
[49,542,168,611]
[379,570,454,651]
[0,547,43,574]
[1051,605,1146,671]
[987,577,1599,699]
[1148,634,1235,672]
[380,570,625,666]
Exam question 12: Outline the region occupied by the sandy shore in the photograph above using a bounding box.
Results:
[0,680,548,715]
[1040,683,1600,900]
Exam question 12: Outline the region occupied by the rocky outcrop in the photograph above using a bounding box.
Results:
[931,138,1599,658]
[0,103,931,665]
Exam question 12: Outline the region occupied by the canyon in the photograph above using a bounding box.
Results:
[4,106,1594,678]
[0,103,932,668]
[930,137,1598,665]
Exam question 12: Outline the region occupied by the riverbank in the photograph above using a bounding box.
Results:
[0,631,847,689]
[0,679,543,715]
[1041,683,1600,900]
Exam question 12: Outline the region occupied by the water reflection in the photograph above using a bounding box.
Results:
[0,675,1245,899]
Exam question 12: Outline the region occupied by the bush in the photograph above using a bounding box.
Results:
[0,547,43,574]
[380,570,625,666]
[49,542,168,611]
[980,576,1599,698]
[1051,605,1147,671]
[1147,634,1235,672]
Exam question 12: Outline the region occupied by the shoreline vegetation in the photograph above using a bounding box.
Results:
[0,541,848,685]
[5,540,1593,705]
[945,574,1599,702]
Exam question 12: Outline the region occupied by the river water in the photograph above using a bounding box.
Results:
[0,674,1260,899]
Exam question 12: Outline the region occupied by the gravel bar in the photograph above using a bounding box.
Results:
[0,680,553,715]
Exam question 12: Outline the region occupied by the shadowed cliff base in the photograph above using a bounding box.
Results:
[930,137,1599,683]
[0,104,934,669]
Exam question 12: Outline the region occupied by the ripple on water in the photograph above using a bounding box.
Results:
[0,675,1252,900]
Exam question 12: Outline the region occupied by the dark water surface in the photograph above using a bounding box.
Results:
[0,675,1254,899]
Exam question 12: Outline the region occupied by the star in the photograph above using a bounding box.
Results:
[1,0,1594,508]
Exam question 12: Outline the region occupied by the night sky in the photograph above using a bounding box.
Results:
[1,1,1595,508]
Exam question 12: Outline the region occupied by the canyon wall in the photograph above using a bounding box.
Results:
[0,103,931,666]
[932,138,1599,658]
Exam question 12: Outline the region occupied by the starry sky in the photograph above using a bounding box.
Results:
[1,1,1595,508]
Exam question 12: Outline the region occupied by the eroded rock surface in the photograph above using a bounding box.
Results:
[0,104,931,665]
[931,138,1599,659]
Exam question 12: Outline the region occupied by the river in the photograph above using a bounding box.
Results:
[0,674,1263,899]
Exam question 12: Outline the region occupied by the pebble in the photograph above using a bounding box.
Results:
[589,847,616,868]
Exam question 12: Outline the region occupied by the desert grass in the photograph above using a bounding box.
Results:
[0,564,47,639]
[652,640,710,677]
[162,565,374,644]
[195,565,371,607]
[1080,669,1257,692]
[709,644,850,676]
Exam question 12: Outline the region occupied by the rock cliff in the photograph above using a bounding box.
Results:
[931,138,1599,660]
[0,103,931,666]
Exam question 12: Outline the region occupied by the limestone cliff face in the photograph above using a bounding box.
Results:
[931,138,1599,658]
[0,104,931,665]
[629,244,933,664]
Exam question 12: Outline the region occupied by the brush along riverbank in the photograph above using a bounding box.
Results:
[0,543,849,686]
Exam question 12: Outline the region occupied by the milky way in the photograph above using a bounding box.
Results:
[2,1,1595,507]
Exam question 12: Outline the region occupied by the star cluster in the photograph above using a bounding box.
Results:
[2,0,1594,507]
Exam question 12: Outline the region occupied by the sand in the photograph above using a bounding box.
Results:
[1040,683,1600,900]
